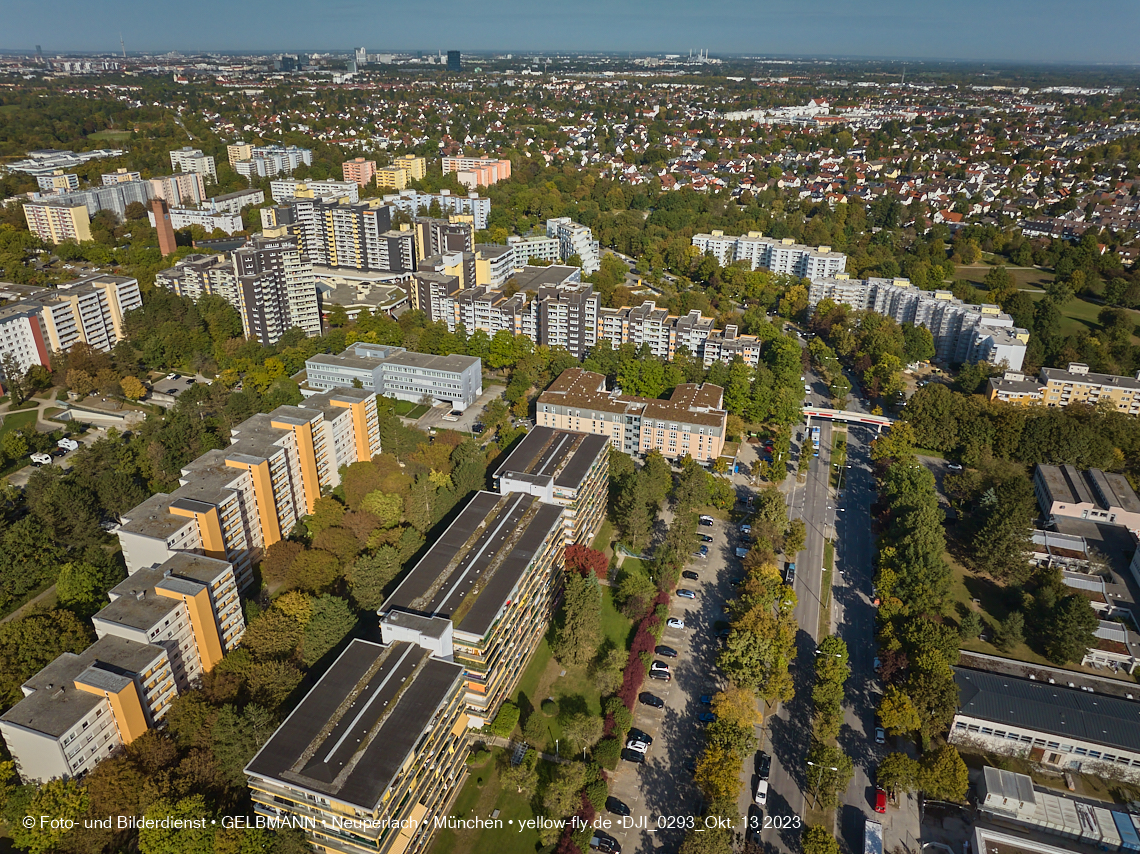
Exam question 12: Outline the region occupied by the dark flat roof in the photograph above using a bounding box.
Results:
[245,640,462,810]
[381,491,564,638]
[954,667,1140,754]
[493,426,608,490]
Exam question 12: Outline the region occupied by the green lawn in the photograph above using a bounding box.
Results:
[0,409,37,436]
[1021,290,1140,341]
[87,130,131,140]
[820,542,835,638]
[956,263,1056,291]
[391,399,417,415]
[591,519,615,557]
[407,404,431,419]
[428,749,555,854]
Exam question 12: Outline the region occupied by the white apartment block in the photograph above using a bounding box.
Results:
[102,169,142,185]
[546,217,601,274]
[508,234,561,266]
[36,172,80,193]
[208,188,265,215]
[808,276,1029,370]
[38,275,142,355]
[382,189,490,230]
[169,147,217,181]
[693,230,847,278]
[155,253,242,304]
[234,146,312,179]
[269,178,358,205]
[0,303,52,373]
[149,207,244,235]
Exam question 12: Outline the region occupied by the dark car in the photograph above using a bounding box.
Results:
[677,589,696,599]
[682,570,699,581]
[638,692,664,708]
[648,670,671,682]
[590,832,621,854]
[655,645,678,658]
[605,796,631,817]
[699,694,713,705]
[784,562,796,585]
[628,727,653,745]
[699,534,713,543]
[699,712,717,723]
[621,748,645,764]
[471,423,484,433]
[698,545,709,557]
[757,751,772,780]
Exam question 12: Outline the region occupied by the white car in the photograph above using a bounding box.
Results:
[166,373,179,380]
[875,727,886,744]
[754,779,769,806]
[30,453,52,465]
[57,438,79,452]
[666,618,685,630]
[624,739,649,754]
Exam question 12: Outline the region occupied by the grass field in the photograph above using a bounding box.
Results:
[591,519,615,559]
[820,541,834,638]
[427,749,556,854]
[87,130,131,140]
[391,399,431,419]
[1020,290,1140,341]
[955,263,1056,290]
[0,409,37,436]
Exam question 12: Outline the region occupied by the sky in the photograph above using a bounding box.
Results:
[4,0,1139,65]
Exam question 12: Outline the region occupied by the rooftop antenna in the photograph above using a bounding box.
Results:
[120,33,126,59]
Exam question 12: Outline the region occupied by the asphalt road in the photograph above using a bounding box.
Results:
[605,514,738,852]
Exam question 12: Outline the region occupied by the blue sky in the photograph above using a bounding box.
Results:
[4,0,1139,64]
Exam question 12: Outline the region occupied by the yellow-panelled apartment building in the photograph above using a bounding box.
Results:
[988,362,1140,415]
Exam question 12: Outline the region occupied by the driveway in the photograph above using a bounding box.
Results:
[605,516,738,852]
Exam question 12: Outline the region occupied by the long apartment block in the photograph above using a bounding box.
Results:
[379,490,565,726]
[809,276,1030,370]
[493,425,610,547]
[0,635,177,783]
[988,362,1140,414]
[246,640,467,854]
[117,388,381,589]
[693,230,847,278]
[537,368,727,462]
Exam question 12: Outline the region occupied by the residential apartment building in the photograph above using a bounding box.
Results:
[808,276,1029,370]
[269,178,359,205]
[208,188,265,215]
[304,342,483,410]
[392,154,426,181]
[265,197,398,273]
[102,169,142,185]
[381,189,490,230]
[155,252,242,303]
[92,552,245,692]
[0,302,52,373]
[951,667,1140,782]
[36,171,79,193]
[342,157,376,187]
[0,635,176,783]
[32,179,153,221]
[474,244,514,286]
[374,165,409,190]
[507,234,561,266]
[442,156,512,189]
[234,145,312,179]
[546,217,601,274]
[693,230,847,278]
[117,387,381,589]
[150,207,244,236]
[494,426,609,547]
[537,368,727,462]
[226,142,253,167]
[379,489,565,725]
[149,172,207,208]
[246,640,467,854]
[169,147,217,181]
[23,202,91,243]
[989,362,1140,414]
[414,216,474,260]
[1033,464,1140,533]
[232,233,322,342]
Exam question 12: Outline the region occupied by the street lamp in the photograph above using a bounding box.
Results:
[806,761,839,808]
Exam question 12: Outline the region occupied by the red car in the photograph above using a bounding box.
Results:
[874,788,887,813]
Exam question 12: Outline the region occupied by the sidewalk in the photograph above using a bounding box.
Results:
[480,734,570,765]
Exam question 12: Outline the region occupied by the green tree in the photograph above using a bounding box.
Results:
[552,571,602,667]
[542,760,589,818]
[561,711,604,753]
[995,610,1026,651]
[285,548,341,594]
[55,560,110,614]
[1040,594,1098,664]
[919,744,969,802]
[876,752,921,796]
[487,701,520,738]
[347,546,402,611]
[501,748,539,797]
[8,778,88,854]
[906,653,960,739]
[360,491,402,527]
[0,610,94,707]
[138,795,216,854]
[301,595,358,666]
[806,742,854,808]
[306,496,346,537]
[801,826,841,854]
[211,704,276,786]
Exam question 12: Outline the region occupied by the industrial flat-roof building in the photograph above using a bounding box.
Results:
[950,667,1140,782]
[494,426,609,547]
[1033,464,1140,533]
[304,342,483,411]
[379,490,565,726]
[246,640,467,854]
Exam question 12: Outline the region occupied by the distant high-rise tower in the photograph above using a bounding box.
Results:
[355,47,366,66]
[447,50,461,73]
[152,199,177,257]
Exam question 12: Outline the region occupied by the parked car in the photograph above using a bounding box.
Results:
[638,692,664,708]
[875,726,886,744]
[874,788,887,813]
[650,662,671,674]
[947,462,963,471]
[698,712,717,723]
[698,515,714,527]
[740,524,752,534]
[621,748,645,764]
[166,373,178,380]
[682,570,699,581]
[677,589,696,599]
[590,833,621,854]
[605,797,631,817]
[57,438,79,452]
[699,694,713,705]
[754,777,769,806]
[784,562,797,585]
[30,452,52,466]
[757,751,772,780]
[699,534,713,543]
[628,728,653,745]
[666,618,685,629]
[655,645,677,658]
[698,545,709,557]
[649,670,670,682]
[873,656,881,671]
[624,739,649,754]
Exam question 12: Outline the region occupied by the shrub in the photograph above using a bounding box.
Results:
[541,698,560,717]
[487,701,520,738]
[585,778,608,811]
[466,749,491,766]
[593,737,621,770]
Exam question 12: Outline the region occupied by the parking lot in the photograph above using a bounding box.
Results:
[604,514,746,852]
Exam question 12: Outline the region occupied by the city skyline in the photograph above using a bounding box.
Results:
[2,0,1138,64]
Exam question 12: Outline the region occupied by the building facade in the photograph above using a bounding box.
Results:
[23,202,91,243]
[116,387,381,589]
[379,490,565,725]
[381,189,490,230]
[342,157,377,187]
[537,368,727,462]
[32,180,153,221]
[809,276,1029,370]
[442,156,512,189]
[1033,464,1140,533]
[546,217,601,274]
[269,179,359,205]
[989,362,1140,414]
[234,146,312,179]
[694,230,847,278]
[169,147,217,181]
[232,233,323,342]
[36,172,80,193]
[149,172,207,208]
[151,207,244,236]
